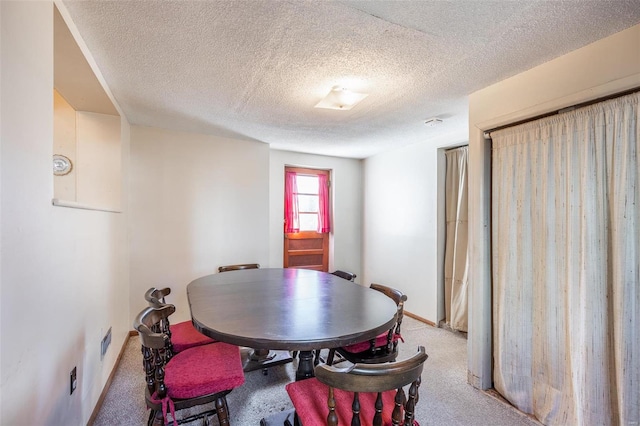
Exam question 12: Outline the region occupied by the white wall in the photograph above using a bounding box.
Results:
[129,126,270,323]
[0,2,131,424]
[75,111,122,210]
[362,137,465,323]
[269,150,363,279]
[467,24,640,389]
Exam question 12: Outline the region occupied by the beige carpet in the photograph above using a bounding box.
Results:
[93,317,540,425]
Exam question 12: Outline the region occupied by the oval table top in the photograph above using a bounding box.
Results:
[187,268,398,351]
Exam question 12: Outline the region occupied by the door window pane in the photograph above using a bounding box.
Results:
[298,194,319,212]
[299,213,318,231]
[296,175,319,194]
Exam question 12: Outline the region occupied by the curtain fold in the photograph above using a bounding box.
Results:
[443,146,469,332]
[284,171,299,233]
[491,92,639,425]
[317,173,331,233]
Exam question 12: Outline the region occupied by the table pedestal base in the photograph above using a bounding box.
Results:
[260,408,295,426]
[242,348,293,374]
[295,350,315,381]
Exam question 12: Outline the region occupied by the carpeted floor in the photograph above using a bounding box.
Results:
[93,317,540,425]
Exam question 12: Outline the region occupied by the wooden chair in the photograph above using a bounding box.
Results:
[286,346,427,426]
[218,263,260,272]
[218,263,293,374]
[330,270,357,282]
[134,305,245,426]
[326,283,407,365]
[144,287,216,353]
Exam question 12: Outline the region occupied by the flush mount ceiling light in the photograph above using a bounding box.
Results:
[424,117,443,127]
[314,86,369,110]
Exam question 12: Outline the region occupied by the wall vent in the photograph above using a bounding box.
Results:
[100,327,112,360]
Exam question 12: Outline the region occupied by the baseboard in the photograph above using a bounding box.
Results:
[86,331,132,425]
[404,311,437,327]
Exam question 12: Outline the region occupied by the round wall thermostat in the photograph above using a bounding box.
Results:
[53,154,73,176]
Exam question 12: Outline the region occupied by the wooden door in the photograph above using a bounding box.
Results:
[283,167,330,272]
[284,231,329,271]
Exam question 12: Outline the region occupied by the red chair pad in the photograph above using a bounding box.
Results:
[287,377,414,426]
[342,332,389,354]
[170,321,216,353]
[165,342,245,399]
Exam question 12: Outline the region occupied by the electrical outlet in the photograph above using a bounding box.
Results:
[70,367,77,395]
[100,327,112,360]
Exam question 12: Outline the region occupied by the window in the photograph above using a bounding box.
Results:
[284,167,330,233]
[296,174,320,231]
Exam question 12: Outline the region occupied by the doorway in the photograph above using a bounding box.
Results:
[283,167,331,271]
[438,146,469,332]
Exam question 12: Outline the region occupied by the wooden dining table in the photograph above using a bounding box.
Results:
[187,267,398,381]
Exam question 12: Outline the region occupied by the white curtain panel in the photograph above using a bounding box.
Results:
[491,92,639,425]
[443,146,469,332]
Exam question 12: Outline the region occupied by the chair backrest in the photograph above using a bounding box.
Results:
[144,286,171,308]
[218,263,260,273]
[134,305,177,398]
[330,270,357,282]
[372,283,407,350]
[143,287,177,352]
[316,346,428,425]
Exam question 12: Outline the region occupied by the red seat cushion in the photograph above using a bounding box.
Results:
[286,377,401,426]
[342,332,390,354]
[165,342,245,399]
[342,331,403,355]
[170,320,216,353]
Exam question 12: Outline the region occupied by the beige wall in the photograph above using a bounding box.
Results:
[269,150,363,278]
[0,1,131,424]
[129,126,271,323]
[129,131,365,324]
[75,111,121,210]
[362,137,465,323]
[53,90,77,200]
[467,24,640,389]
[53,92,122,211]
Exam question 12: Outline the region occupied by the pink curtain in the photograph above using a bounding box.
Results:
[317,174,331,233]
[284,171,300,233]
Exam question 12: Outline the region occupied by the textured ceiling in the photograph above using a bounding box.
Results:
[61,0,640,159]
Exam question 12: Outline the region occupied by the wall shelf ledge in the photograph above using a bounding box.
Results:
[52,198,121,213]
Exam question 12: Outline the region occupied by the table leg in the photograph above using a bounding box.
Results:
[296,350,315,381]
[243,348,293,374]
[260,409,295,426]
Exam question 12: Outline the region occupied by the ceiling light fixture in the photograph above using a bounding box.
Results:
[315,86,369,110]
[424,117,443,127]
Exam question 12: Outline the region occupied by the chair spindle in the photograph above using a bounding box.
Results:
[404,379,418,425]
[391,386,406,426]
[143,346,155,394]
[327,387,337,426]
[351,391,361,426]
[373,392,383,426]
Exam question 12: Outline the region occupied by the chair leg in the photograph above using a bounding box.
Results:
[148,409,163,426]
[215,396,230,426]
[326,349,336,365]
[293,411,302,426]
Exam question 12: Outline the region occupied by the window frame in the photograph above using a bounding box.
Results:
[285,167,330,233]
